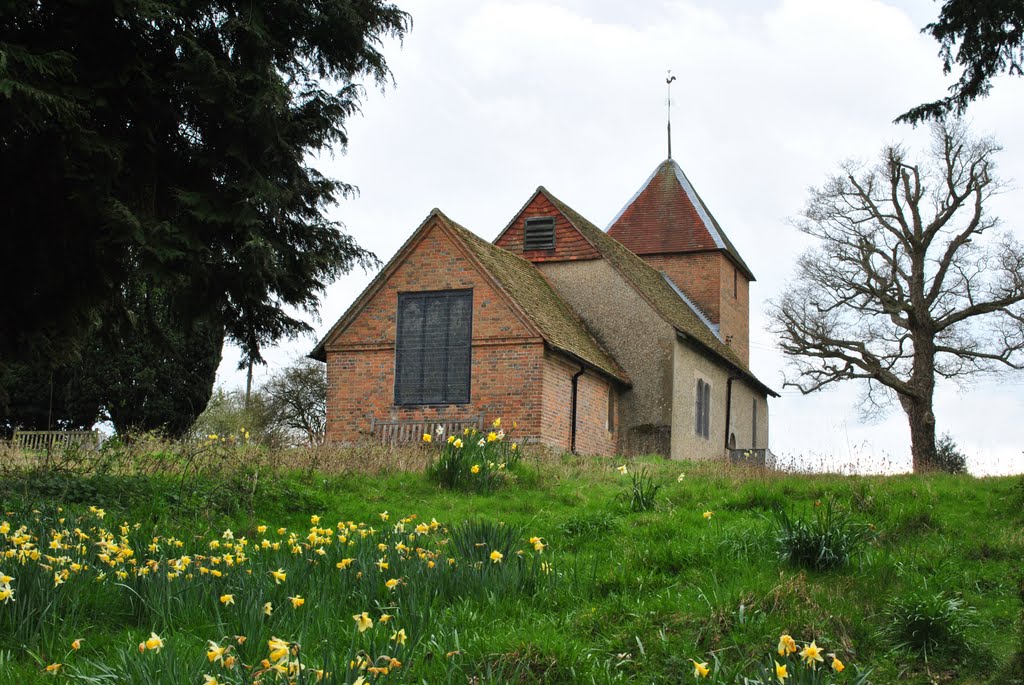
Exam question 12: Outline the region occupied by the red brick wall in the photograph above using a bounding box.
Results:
[541,351,618,455]
[324,218,546,443]
[640,252,749,365]
[495,192,601,263]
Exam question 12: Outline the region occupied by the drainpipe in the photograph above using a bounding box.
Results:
[570,365,586,454]
[724,375,741,450]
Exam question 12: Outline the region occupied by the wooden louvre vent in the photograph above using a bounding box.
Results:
[523,217,556,250]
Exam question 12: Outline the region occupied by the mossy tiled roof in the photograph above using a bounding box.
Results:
[437,211,630,385]
[538,188,776,396]
[310,209,629,385]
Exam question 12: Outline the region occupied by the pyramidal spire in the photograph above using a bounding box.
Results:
[666,70,677,160]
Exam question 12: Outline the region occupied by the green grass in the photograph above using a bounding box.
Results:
[0,448,1022,684]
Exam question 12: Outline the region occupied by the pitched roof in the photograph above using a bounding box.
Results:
[537,188,777,397]
[310,209,629,386]
[607,159,755,281]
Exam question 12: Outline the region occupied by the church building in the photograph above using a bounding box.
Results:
[311,158,776,459]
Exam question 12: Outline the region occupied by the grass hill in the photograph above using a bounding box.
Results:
[0,437,1021,684]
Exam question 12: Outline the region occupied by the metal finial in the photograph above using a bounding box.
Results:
[666,70,677,160]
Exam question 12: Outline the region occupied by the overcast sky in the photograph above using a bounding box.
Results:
[217,0,1024,475]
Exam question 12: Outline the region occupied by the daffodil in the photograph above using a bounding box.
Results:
[830,655,845,672]
[268,637,289,662]
[220,593,234,606]
[71,638,83,650]
[703,510,714,520]
[203,676,221,685]
[471,464,481,474]
[385,578,400,590]
[144,632,164,652]
[422,433,432,443]
[207,641,227,663]
[677,472,686,482]
[777,634,797,655]
[289,595,304,608]
[490,550,503,563]
[391,628,407,645]
[453,438,463,449]
[487,431,498,442]
[379,613,393,623]
[354,612,374,632]
[493,418,501,428]
[774,660,788,683]
[263,601,273,616]
[45,663,61,674]
[617,464,628,475]
[270,568,287,584]
[800,641,824,668]
[691,659,710,678]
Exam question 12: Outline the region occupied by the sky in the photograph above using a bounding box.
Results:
[216,0,1024,475]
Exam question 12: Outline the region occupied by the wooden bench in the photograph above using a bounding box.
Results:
[12,430,100,452]
[369,416,484,445]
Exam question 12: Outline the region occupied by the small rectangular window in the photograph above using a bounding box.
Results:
[752,398,758,447]
[695,379,711,439]
[733,268,738,298]
[524,217,556,250]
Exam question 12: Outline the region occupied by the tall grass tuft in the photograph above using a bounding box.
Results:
[616,467,661,512]
[773,498,873,571]
[878,587,977,662]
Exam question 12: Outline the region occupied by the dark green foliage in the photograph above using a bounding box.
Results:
[0,0,409,378]
[879,588,977,661]
[934,432,969,474]
[898,0,1024,123]
[773,498,873,571]
[447,519,523,565]
[1,284,223,437]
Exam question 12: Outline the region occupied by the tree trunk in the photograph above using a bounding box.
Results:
[901,394,937,472]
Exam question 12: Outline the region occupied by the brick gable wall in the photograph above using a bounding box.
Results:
[325,220,545,443]
[494,193,601,263]
[323,218,619,453]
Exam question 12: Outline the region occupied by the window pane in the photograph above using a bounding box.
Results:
[695,379,703,435]
[395,290,472,405]
[702,383,711,438]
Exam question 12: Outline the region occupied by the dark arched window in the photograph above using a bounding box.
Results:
[695,379,711,438]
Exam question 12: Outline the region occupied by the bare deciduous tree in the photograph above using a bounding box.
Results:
[769,120,1024,471]
[262,358,328,446]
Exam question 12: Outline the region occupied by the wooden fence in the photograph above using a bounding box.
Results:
[369,416,484,445]
[11,430,100,452]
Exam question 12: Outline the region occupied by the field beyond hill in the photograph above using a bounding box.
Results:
[1,438,1022,685]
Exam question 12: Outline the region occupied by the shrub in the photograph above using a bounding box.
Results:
[773,498,873,571]
[879,587,977,661]
[932,432,968,474]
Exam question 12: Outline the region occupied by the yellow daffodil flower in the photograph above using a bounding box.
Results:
[379,613,393,623]
[777,634,797,655]
[471,464,481,474]
[493,418,501,428]
[353,612,373,632]
[289,595,304,608]
[207,641,226,663]
[831,655,845,672]
[490,550,503,563]
[270,568,286,584]
[268,637,289,662]
[391,628,407,645]
[263,601,273,616]
[45,663,61,674]
[385,578,400,590]
[617,465,628,475]
[487,431,498,442]
[775,660,788,683]
[220,594,234,605]
[703,510,714,520]
[203,676,221,685]
[453,438,463,449]
[800,641,824,668]
[144,632,164,652]
[422,433,432,443]
[691,660,710,678]
[71,638,83,650]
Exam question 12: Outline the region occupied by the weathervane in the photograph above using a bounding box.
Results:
[666,70,677,160]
